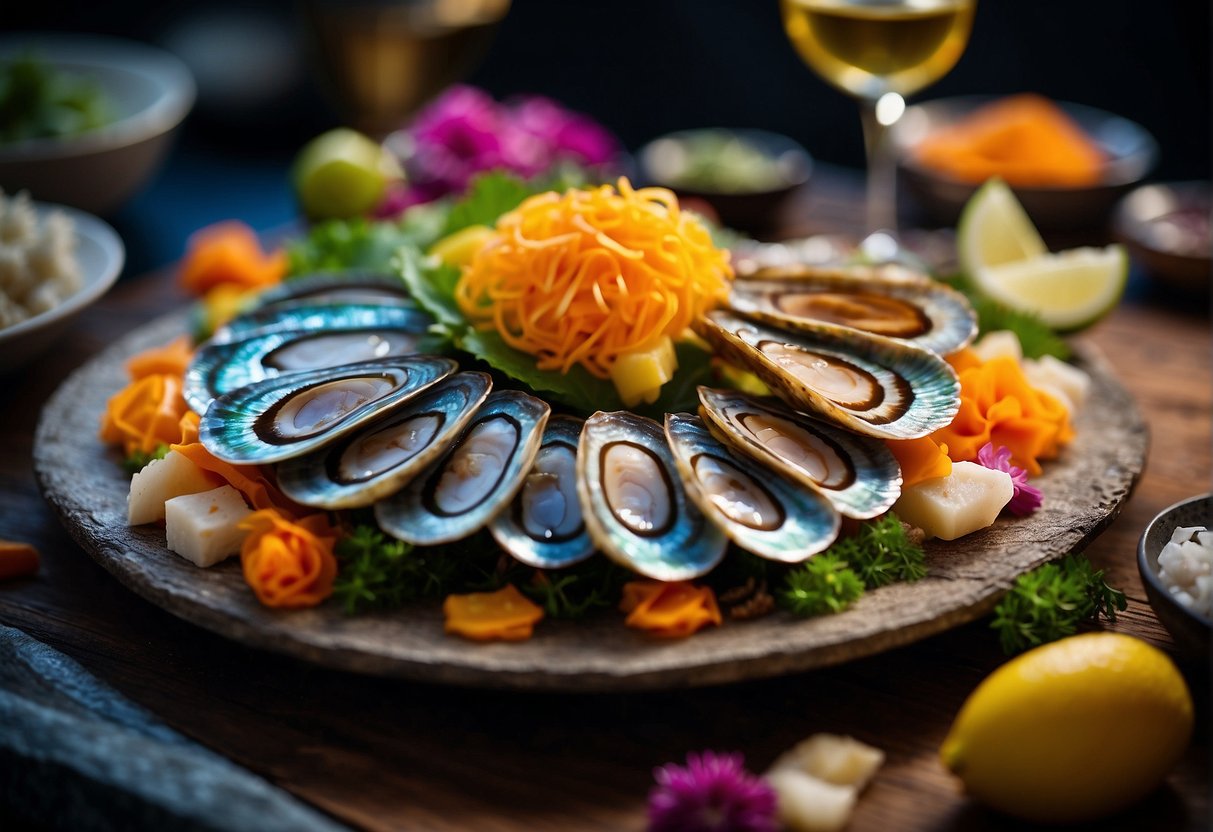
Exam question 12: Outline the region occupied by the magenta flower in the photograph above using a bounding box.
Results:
[647,751,779,832]
[382,85,621,214]
[977,442,1043,516]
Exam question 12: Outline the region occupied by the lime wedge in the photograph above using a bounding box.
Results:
[957,178,1047,275]
[973,246,1128,332]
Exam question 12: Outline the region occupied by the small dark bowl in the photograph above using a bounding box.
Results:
[894,96,1158,231]
[1114,182,1211,295]
[1137,493,1213,659]
[638,128,812,234]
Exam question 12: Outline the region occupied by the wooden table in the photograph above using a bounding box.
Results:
[1,176,1209,831]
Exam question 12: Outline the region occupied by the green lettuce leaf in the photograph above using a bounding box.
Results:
[395,245,465,328]
[439,171,535,238]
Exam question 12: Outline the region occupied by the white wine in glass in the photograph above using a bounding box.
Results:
[781,0,976,232]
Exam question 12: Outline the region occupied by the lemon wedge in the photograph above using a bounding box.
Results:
[957,178,1047,274]
[958,178,1128,331]
[941,632,1193,823]
[974,245,1128,332]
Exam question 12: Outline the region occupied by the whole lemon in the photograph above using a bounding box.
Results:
[941,632,1193,823]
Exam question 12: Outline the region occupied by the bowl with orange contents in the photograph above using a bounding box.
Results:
[893,94,1157,230]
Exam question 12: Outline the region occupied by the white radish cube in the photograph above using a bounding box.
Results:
[164,486,252,568]
[971,330,1023,363]
[128,450,219,525]
[1170,526,1203,545]
[1022,355,1091,414]
[765,769,856,832]
[768,734,885,791]
[893,461,1014,541]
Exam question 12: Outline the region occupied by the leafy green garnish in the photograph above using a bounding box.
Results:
[333,525,461,614]
[826,513,926,588]
[990,554,1127,654]
[288,217,431,276]
[395,245,465,328]
[944,273,1071,361]
[439,171,535,238]
[520,558,632,619]
[0,54,111,144]
[122,444,169,476]
[780,553,865,617]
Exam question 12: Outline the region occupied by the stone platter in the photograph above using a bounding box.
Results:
[33,311,1147,691]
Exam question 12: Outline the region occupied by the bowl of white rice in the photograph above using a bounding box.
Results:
[0,190,124,373]
[1138,493,1213,659]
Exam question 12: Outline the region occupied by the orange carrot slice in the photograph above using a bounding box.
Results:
[444,584,545,642]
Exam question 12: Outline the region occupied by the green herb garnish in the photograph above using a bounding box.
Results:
[287,216,436,276]
[990,554,1127,654]
[333,525,458,613]
[520,558,631,619]
[122,444,169,475]
[439,171,534,238]
[828,513,926,588]
[780,553,865,617]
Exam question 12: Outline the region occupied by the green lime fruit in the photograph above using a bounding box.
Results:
[293,128,401,220]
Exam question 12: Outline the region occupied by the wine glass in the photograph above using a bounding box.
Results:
[300,0,512,138]
[780,0,976,233]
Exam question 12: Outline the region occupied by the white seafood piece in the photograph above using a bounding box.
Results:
[375,390,550,546]
[577,411,727,581]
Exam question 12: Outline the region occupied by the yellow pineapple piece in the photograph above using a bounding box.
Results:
[611,337,678,406]
[428,225,495,268]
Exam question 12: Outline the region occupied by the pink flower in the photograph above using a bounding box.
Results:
[510,94,619,166]
[977,442,1043,516]
[647,751,778,832]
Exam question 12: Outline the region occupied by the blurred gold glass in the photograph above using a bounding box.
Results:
[780,0,975,232]
[301,0,512,137]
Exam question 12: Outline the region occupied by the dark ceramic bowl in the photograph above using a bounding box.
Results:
[638,128,812,233]
[1137,493,1213,659]
[893,96,1158,231]
[1114,182,1211,295]
[0,34,195,216]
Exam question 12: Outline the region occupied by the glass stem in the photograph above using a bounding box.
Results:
[859,97,897,235]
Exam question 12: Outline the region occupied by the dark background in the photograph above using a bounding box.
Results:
[4,1,1210,272]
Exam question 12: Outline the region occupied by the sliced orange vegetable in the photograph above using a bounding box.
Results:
[179,221,287,297]
[239,509,338,608]
[620,580,722,638]
[913,94,1105,187]
[0,540,40,580]
[171,440,307,518]
[178,410,201,445]
[126,336,194,380]
[443,584,545,642]
[99,373,190,455]
[886,436,952,488]
[933,355,1073,476]
[945,347,983,374]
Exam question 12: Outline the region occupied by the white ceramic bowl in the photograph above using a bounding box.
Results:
[0,34,195,215]
[0,202,125,374]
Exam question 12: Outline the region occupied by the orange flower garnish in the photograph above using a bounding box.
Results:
[443,584,545,641]
[239,509,338,608]
[179,221,287,297]
[99,373,190,455]
[455,178,732,379]
[620,580,722,638]
[126,335,194,380]
[932,354,1073,477]
[886,436,952,489]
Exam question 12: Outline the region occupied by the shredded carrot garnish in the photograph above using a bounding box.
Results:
[455,178,732,379]
[0,540,40,581]
[443,584,545,642]
[239,509,338,608]
[179,221,287,297]
[886,436,952,488]
[620,580,722,638]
